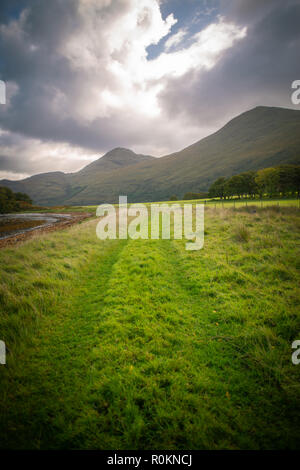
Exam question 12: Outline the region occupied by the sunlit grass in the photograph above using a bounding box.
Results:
[0,207,299,449]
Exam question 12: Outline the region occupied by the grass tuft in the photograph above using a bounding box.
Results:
[233,223,250,243]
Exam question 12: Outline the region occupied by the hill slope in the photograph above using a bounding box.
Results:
[0,148,155,206]
[77,148,154,176]
[1,106,300,205]
[65,106,300,204]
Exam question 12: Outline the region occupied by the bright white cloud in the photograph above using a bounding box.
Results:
[164,29,187,51]
[146,18,247,80]
[58,2,247,120]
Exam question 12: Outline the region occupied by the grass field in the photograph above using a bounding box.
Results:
[0,204,300,449]
[18,197,300,214]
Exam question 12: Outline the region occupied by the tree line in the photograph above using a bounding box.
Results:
[208,165,300,199]
[0,187,32,213]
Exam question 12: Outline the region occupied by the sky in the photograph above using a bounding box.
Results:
[0,0,300,180]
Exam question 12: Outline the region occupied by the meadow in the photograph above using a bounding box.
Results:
[0,203,299,449]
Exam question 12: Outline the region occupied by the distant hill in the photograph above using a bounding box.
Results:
[0,172,71,207]
[1,106,300,205]
[0,148,155,206]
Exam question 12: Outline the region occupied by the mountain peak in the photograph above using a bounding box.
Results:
[109,147,133,152]
[102,148,136,160]
[78,147,155,175]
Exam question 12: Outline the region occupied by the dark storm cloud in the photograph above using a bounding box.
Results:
[0,0,140,162]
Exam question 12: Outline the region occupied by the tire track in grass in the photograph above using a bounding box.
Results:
[166,238,300,450]
[0,238,128,449]
[83,236,300,450]
[75,238,237,450]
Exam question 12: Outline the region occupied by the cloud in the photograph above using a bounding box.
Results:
[159,0,300,131]
[148,18,246,80]
[164,28,187,51]
[0,0,298,178]
[0,128,100,178]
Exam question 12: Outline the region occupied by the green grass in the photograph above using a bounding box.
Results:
[17,197,299,214]
[147,197,299,207]
[0,206,300,449]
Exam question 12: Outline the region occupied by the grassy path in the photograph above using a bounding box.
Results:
[0,208,300,449]
[0,229,129,448]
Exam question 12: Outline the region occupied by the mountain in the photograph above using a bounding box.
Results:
[1,106,300,205]
[63,106,300,204]
[0,172,72,206]
[77,148,154,176]
[0,148,155,206]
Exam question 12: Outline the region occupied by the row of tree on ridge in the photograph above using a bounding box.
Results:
[208,165,300,200]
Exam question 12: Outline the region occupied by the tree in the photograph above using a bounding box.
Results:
[255,168,279,197]
[0,187,32,213]
[225,172,258,199]
[240,171,257,198]
[276,165,300,196]
[225,175,244,198]
[15,192,32,204]
[208,177,227,199]
[209,165,300,200]
[293,166,300,196]
[0,187,18,213]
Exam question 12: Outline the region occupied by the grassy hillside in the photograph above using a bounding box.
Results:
[0,205,299,449]
[1,172,72,207]
[1,106,300,205]
[0,150,155,206]
[67,106,300,205]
